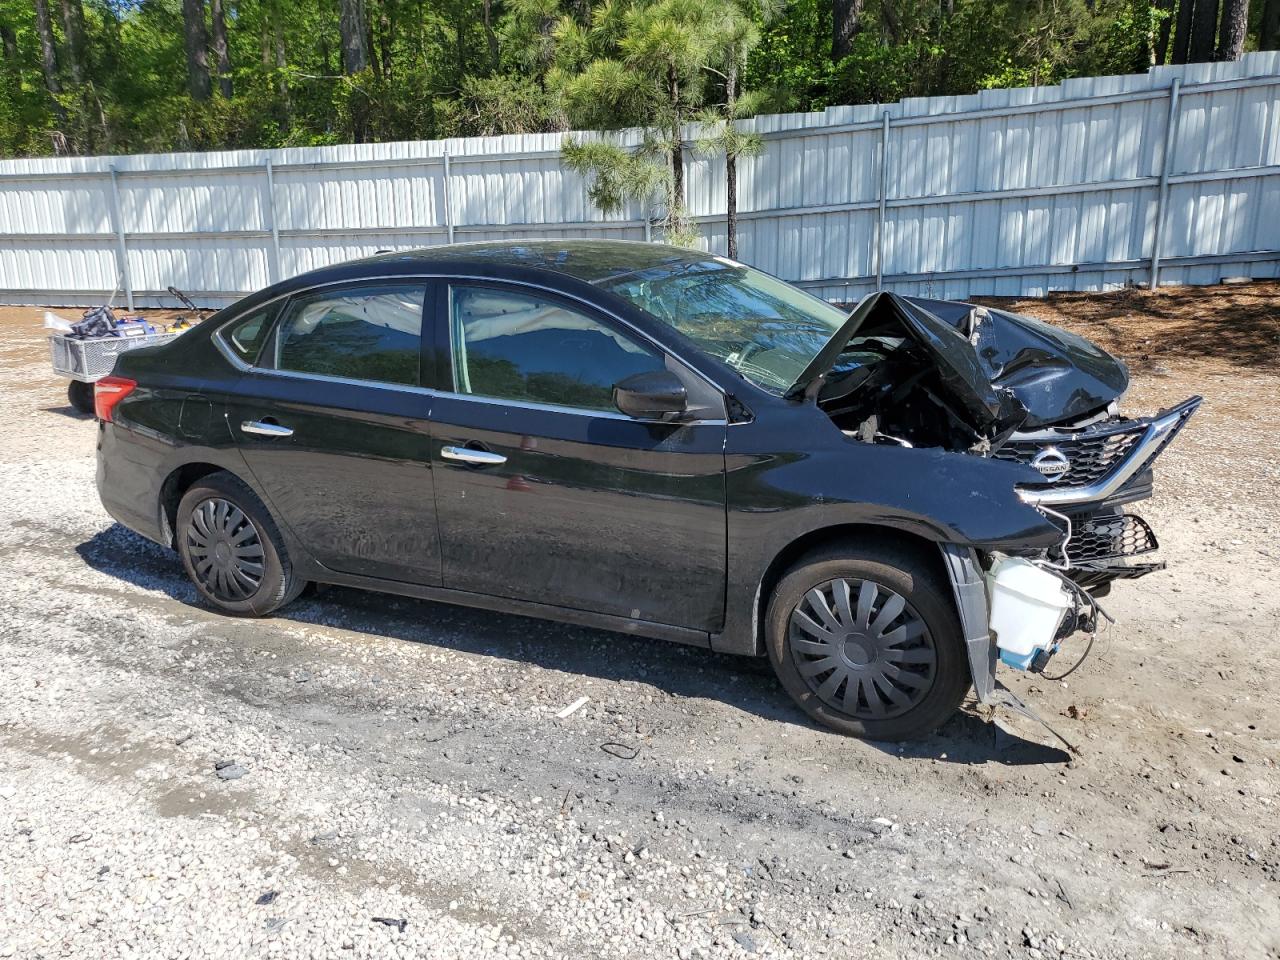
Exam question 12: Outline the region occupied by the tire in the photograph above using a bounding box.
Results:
[176,471,306,617]
[68,380,94,415]
[765,543,968,741]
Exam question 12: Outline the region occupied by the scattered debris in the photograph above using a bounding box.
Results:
[256,891,279,906]
[214,760,248,781]
[372,917,408,933]
[68,833,91,844]
[730,928,758,953]
[556,696,590,720]
[600,742,639,760]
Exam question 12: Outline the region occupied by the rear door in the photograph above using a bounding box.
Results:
[224,280,442,585]
[428,280,729,632]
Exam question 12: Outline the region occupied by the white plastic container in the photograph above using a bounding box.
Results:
[985,555,1073,670]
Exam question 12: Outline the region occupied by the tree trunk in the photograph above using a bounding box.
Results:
[454,13,464,84]
[483,0,498,69]
[275,25,291,118]
[211,0,232,97]
[33,0,61,93]
[380,0,394,79]
[1172,0,1194,63]
[1154,0,1175,63]
[1263,0,1280,49]
[339,0,368,73]
[668,67,684,218]
[1215,0,1247,60]
[832,0,865,61]
[1188,0,1218,61]
[58,0,87,86]
[725,59,739,260]
[880,0,902,44]
[182,0,212,99]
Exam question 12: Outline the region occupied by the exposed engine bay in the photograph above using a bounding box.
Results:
[804,292,1135,451]
[797,293,1198,583]
[795,291,1201,704]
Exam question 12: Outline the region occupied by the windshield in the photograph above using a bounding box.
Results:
[596,258,849,393]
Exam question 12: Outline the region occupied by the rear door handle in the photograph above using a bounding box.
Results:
[441,445,506,466]
[242,420,294,438]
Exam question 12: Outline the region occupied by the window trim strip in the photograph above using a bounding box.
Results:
[210,272,729,406]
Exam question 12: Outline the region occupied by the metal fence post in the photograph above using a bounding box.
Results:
[876,110,891,291]
[1149,77,1183,292]
[264,158,282,284]
[107,165,134,311]
[441,150,456,244]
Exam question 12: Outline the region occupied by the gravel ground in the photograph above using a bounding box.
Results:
[1,289,1278,960]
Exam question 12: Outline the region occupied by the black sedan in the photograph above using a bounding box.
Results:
[94,241,1198,740]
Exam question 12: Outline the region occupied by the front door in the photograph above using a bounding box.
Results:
[429,282,728,632]
[226,281,442,585]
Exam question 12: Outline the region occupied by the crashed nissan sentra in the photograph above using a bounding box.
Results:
[94,240,1198,740]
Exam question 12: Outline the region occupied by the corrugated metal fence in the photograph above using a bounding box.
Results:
[1,53,1278,309]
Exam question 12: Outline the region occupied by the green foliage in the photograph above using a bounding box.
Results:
[561,134,667,214]
[0,0,1255,159]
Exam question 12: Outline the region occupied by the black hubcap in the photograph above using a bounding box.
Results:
[787,578,936,720]
[185,498,265,601]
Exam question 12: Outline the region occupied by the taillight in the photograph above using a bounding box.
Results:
[94,376,137,422]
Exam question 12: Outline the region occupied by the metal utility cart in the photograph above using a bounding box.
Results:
[49,286,202,415]
[50,330,182,414]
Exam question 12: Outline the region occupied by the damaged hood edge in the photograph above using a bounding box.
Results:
[789,291,1130,435]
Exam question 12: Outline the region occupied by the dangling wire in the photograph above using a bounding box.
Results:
[1031,561,1116,681]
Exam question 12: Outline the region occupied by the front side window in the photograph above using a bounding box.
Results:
[596,258,848,394]
[273,285,427,386]
[450,285,664,411]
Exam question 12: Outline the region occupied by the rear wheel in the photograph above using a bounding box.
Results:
[67,380,94,415]
[765,544,968,741]
[176,472,305,617]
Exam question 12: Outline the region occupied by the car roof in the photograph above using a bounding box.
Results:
[356,239,717,285]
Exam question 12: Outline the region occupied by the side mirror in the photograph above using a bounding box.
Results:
[613,370,688,421]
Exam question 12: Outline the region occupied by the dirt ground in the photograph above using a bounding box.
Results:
[1,283,1278,960]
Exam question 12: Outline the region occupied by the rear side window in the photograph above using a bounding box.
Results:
[450,285,663,411]
[223,308,272,364]
[273,285,427,386]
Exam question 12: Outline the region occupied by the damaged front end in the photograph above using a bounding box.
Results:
[794,292,1200,718]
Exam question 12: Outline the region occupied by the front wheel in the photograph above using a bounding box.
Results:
[176,472,305,617]
[765,544,968,741]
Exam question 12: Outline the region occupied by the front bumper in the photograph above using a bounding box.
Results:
[1001,395,1201,590]
[1006,395,1202,509]
[946,396,1201,710]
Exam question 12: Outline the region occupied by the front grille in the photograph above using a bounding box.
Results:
[1065,514,1158,565]
[992,419,1146,488]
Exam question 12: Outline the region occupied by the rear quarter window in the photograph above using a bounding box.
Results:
[222,308,273,364]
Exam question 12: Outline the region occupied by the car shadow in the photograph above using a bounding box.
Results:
[76,523,1070,768]
[42,404,92,420]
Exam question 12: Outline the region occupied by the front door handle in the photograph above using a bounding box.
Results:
[242,419,294,438]
[442,445,507,466]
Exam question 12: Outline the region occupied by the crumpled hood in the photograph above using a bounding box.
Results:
[790,292,1129,434]
[905,296,1130,429]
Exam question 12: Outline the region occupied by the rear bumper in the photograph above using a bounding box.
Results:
[95,421,169,546]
